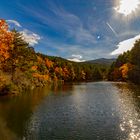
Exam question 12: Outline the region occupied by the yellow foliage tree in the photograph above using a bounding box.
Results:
[119,63,133,80]
[81,70,86,80]
[0,19,14,62]
[37,56,43,63]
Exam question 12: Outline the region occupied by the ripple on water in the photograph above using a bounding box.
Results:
[0,82,139,140]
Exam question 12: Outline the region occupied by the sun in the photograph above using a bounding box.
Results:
[115,0,140,16]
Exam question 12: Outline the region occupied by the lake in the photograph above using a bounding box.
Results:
[0,82,139,140]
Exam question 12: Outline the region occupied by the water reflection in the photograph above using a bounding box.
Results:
[0,116,18,140]
[114,83,140,140]
[0,82,139,140]
[0,87,52,139]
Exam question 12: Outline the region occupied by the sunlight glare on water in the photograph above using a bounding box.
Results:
[0,82,139,140]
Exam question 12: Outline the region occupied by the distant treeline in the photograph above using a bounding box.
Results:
[108,39,140,84]
[0,19,108,95]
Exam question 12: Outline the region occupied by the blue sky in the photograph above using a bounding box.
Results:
[1,0,140,61]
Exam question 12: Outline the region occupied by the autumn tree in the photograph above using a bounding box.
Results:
[45,58,53,68]
[0,19,14,64]
[5,30,37,76]
[119,63,133,80]
[108,39,140,84]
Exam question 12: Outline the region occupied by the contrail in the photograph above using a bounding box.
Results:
[106,22,118,37]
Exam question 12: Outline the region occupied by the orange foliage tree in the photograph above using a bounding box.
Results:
[45,58,53,68]
[62,67,69,79]
[31,65,38,71]
[119,63,133,80]
[0,19,14,62]
[55,67,63,79]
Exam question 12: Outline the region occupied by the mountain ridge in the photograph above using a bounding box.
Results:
[82,58,116,65]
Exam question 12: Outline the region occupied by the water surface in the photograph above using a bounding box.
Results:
[0,82,139,140]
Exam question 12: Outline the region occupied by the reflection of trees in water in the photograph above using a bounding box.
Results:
[0,88,51,139]
[0,84,73,139]
[114,82,140,140]
[0,116,18,140]
[50,83,74,96]
[0,82,139,139]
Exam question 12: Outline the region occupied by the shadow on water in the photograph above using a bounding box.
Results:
[0,87,51,139]
[0,116,18,140]
[0,84,73,139]
[0,82,139,140]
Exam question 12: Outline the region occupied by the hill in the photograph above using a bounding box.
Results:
[83,58,116,65]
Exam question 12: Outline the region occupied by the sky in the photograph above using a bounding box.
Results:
[0,0,140,62]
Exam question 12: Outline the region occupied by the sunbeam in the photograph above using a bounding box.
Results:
[115,0,140,16]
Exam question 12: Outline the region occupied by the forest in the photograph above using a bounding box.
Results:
[0,19,108,95]
[108,40,140,84]
[0,19,140,95]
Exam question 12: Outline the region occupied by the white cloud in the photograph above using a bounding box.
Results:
[20,29,41,46]
[68,54,85,62]
[71,26,97,45]
[71,54,82,59]
[40,37,111,60]
[7,20,22,27]
[6,19,41,46]
[114,0,140,16]
[50,6,97,44]
[68,58,85,62]
[20,4,97,45]
[111,34,140,55]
